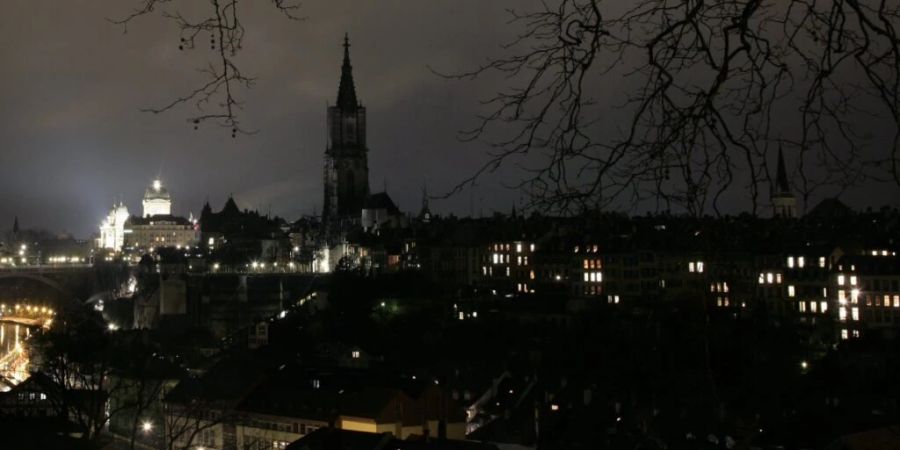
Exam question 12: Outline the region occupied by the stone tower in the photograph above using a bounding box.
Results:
[771,146,797,218]
[323,34,370,221]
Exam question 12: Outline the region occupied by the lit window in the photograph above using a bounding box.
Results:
[841,329,849,340]
[819,256,826,268]
[516,243,522,253]
[788,285,796,297]
[529,270,535,280]
[697,262,705,273]
[776,273,782,284]
[799,301,806,312]
[766,273,774,284]
[787,256,795,268]
[837,274,845,286]
[851,307,859,321]
[798,256,805,268]
[852,329,860,338]
[839,307,847,321]
[351,350,360,359]
[759,274,765,284]
[810,301,817,313]
[584,273,589,282]
[530,244,535,252]
[838,290,846,305]
[820,302,828,313]
[689,262,696,273]
[850,275,857,286]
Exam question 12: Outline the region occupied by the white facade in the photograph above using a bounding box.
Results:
[99,203,130,251]
[142,179,172,217]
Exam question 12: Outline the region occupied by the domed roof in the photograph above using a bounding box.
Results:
[144,179,171,201]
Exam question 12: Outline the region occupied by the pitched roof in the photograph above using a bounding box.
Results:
[364,192,401,215]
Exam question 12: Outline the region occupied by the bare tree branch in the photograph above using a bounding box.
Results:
[111,0,303,136]
[440,0,900,216]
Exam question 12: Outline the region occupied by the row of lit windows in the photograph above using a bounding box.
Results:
[710,282,730,293]
[840,329,860,340]
[786,256,828,269]
[491,243,535,253]
[798,301,828,314]
[838,306,860,322]
[516,283,533,293]
[836,274,858,286]
[583,258,602,270]
[583,271,602,283]
[688,261,705,273]
[758,272,783,284]
[866,295,900,308]
[575,245,601,254]
[715,297,747,308]
[491,253,509,264]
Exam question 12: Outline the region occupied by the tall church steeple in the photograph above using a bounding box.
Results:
[337,34,358,112]
[324,34,370,221]
[771,145,797,218]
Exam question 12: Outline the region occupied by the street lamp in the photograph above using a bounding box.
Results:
[142,420,153,433]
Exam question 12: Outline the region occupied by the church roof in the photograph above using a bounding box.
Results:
[806,197,852,218]
[364,192,401,215]
[221,196,241,216]
[336,33,359,111]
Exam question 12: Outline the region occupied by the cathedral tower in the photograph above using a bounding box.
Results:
[323,34,370,221]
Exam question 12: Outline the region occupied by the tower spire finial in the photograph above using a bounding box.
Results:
[337,33,358,111]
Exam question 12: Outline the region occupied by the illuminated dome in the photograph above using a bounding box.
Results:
[142,179,172,217]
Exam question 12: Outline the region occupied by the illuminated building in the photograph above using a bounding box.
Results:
[123,215,198,252]
[142,179,172,217]
[99,202,130,251]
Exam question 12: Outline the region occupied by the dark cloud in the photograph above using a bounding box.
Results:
[1,0,897,236]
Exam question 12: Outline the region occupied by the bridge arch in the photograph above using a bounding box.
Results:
[0,273,70,297]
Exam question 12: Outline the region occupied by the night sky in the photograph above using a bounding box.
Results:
[2,0,898,238]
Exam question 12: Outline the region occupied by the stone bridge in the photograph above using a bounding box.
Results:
[0,265,102,306]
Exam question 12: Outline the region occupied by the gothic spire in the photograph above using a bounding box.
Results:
[12,216,19,234]
[337,33,359,112]
[774,145,791,197]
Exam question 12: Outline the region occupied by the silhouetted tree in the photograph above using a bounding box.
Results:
[442,0,900,215]
[112,0,302,135]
